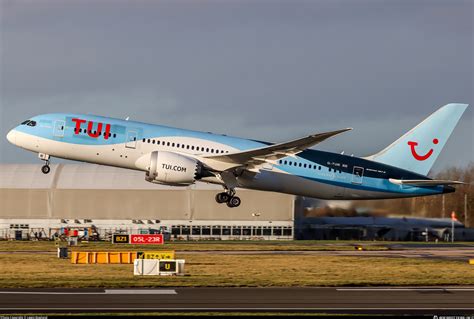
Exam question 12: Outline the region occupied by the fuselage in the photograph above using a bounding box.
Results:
[6,113,452,200]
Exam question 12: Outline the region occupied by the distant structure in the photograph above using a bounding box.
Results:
[294,197,474,241]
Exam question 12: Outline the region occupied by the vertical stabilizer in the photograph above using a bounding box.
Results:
[365,103,468,176]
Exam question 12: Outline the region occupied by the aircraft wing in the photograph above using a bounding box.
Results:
[203,128,352,170]
[389,178,465,186]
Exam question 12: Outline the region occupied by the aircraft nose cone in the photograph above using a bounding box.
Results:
[6,129,16,145]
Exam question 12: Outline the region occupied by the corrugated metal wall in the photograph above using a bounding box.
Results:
[0,164,294,221]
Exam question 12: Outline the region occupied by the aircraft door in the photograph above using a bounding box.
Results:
[53,120,65,138]
[125,130,138,149]
[351,166,364,184]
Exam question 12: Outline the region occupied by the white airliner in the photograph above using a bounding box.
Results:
[6,103,468,207]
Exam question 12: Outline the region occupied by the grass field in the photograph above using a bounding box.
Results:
[0,240,473,288]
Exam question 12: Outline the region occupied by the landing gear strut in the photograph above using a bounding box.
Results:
[215,189,241,208]
[39,153,51,174]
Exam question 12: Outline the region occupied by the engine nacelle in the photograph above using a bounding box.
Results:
[145,151,202,185]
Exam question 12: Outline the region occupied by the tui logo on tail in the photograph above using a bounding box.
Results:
[407,138,438,161]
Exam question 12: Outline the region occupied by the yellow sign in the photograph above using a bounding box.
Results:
[112,234,130,243]
[136,251,175,260]
[159,260,177,273]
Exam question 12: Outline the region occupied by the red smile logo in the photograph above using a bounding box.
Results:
[408,138,438,161]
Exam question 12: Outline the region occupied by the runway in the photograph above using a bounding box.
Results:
[1,245,473,261]
[1,287,473,314]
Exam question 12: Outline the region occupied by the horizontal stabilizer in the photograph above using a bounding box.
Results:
[389,178,464,187]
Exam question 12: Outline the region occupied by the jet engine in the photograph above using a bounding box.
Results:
[145,151,203,185]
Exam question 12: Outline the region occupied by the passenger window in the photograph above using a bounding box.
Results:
[206,148,209,152]
[167,142,170,146]
[172,143,175,147]
[186,145,190,149]
[304,164,307,168]
[299,163,302,167]
[157,141,160,145]
[318,166,321,170]
[152,140,155,144]
[142,138,145,142]
[113,133,116,138]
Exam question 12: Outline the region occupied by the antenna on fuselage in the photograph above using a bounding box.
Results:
[125,117,130,121]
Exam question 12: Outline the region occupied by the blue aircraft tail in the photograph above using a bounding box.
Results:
[365,103,468,176]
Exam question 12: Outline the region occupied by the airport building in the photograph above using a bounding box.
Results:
[1,164,473,242]
[0,164,294,240]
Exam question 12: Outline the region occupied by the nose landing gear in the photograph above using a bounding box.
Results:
[38,153,51,174]
[41,163,51,174]
[215,189,241,208]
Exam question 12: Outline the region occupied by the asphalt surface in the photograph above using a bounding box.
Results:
[1,246,473,261]
[0,287,473,314]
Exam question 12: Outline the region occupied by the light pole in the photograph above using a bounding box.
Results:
[451,211,456,243]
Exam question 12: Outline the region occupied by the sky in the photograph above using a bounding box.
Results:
[0,0,472,173]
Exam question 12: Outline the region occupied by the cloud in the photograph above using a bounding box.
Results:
[1,0,472,168]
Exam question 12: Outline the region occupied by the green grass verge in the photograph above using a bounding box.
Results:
[0,241,473,288]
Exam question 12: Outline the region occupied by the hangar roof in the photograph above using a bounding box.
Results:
[0,164,222,190]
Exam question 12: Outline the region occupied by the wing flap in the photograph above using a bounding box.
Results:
[389,178,465,187]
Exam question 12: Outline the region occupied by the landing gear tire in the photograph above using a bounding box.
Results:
[226,196,241,208]
[215,192,231,204]
[41,164,50,174]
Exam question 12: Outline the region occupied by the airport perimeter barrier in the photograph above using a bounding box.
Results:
[133,259,185,276]
[70,251,175,264]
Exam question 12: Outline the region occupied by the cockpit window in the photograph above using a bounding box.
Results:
[21,120,30,125]
[26,121,37,127]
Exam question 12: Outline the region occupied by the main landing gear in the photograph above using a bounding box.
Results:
[39,153,51,174]
[215,189,241,208]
